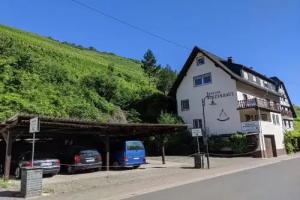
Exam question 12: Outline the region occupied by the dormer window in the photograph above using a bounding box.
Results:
[196,56,205,66]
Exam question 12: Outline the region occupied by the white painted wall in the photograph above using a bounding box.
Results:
[261,112,284,149]
[176,53,241,135]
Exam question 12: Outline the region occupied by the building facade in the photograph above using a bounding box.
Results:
[170,47,297,157]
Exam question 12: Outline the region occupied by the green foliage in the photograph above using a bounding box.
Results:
[284,131,300,154]
[0,25,158,122]
[229,133,248,154]
[158,112,183,124]
[0,179,10,189]
[208,133,252,154]
[141,49,160,86]
[156,65,177,95]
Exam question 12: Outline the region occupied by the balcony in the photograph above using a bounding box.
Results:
[238,98,281,113]
[281,110,294,118]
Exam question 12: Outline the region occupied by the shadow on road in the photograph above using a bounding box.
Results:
[0,190,22,198]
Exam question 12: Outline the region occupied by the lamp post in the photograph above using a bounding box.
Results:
[201,95,216,169]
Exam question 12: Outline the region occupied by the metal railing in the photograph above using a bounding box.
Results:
[238,98,281,112]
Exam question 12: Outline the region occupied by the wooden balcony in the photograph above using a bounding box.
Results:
[281,110,294,118]
[238,98,281,113]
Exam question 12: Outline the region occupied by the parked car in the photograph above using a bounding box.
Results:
[12,151,60,179]
[111,140,146,169]
[58,146,102,174]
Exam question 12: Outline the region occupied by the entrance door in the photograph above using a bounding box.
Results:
[264,135,277,157]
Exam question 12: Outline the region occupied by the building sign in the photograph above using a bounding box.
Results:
[191,128,202,137]
[241,121,260,133]
[207,91,235,99]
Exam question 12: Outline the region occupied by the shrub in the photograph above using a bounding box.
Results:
[284,131,300,154]
[229,133,248,154]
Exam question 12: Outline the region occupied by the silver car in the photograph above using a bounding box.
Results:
[13,151,60,178]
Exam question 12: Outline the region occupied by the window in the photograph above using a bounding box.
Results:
[193,119,202,129]
[272,114,280,126]
[181,99,189,111]
[261,114,268,121]
[275,115,280,125]
[248,73,254,82]
[193,73,212,87]
[196,56,205,66]
[256,77,261,85]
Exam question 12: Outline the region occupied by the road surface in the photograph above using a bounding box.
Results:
[126,157,300,200]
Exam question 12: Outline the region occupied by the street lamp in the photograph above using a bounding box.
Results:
[201,95,217,169]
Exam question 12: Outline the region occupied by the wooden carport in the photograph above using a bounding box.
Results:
[0,114,187,180]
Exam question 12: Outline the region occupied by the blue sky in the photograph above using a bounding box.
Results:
[1,0,299,105]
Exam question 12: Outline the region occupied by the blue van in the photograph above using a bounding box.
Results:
[111,140,146,169]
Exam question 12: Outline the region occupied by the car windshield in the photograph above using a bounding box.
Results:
[126,141,144,150]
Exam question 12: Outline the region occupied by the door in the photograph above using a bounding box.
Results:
[264,135,277,157]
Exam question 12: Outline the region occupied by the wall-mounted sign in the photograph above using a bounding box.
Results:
[241,121,260,133]
[217,109,230,121]
[191,128,202,137]
[207,91,234,99]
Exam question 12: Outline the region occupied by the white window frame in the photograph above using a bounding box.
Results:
[193,73,212,87]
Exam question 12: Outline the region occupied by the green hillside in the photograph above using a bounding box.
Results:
[0,25,158,122]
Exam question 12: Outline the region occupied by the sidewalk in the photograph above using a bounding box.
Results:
[1,153,300,200]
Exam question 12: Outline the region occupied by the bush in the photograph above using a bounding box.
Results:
[284,131,300,154]
[229,133,248,154]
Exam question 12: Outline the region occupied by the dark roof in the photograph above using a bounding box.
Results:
[169,46,280,97]
[220,61,276,84]
[270,77,297,118]
[0,114,188,137]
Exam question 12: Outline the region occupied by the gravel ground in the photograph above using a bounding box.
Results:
[1,154,300,200]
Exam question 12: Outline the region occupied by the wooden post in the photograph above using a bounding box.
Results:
[161,142,166,165]
[4,130,12,181]
[105,135,110,171]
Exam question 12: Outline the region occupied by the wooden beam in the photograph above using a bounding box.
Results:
[161,143,166,165]
[4,130,12,181]
[1,132,8,143]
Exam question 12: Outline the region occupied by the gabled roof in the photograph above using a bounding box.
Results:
[270,77,297,118]
[169,46,280,97]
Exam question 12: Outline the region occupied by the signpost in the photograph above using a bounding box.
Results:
[192,128,202,153]
[29,117,40,167]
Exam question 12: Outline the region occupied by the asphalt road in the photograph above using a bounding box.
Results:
[126,157,300,200]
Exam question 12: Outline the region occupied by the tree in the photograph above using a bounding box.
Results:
[157,65,177,95]
[141,49,160,86]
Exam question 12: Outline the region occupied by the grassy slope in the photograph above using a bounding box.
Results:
[0,25,157,122]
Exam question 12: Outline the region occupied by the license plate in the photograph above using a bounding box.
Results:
[133,157,139,160]
[41,162,52,167]
[86,158,95,162]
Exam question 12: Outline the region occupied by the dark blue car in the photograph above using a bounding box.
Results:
[111,140,146,169]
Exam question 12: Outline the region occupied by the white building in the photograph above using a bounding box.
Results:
[169,47,297,157]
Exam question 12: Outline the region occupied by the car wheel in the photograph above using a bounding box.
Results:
[15,167,21,179]
[67,166,73,174]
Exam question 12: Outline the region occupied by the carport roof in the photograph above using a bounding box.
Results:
[0,114,188,137]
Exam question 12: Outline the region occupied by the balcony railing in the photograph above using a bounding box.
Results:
[281,110,294,118]
[238,98,281,113]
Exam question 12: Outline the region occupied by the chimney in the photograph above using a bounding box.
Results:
[227,57,233,64]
